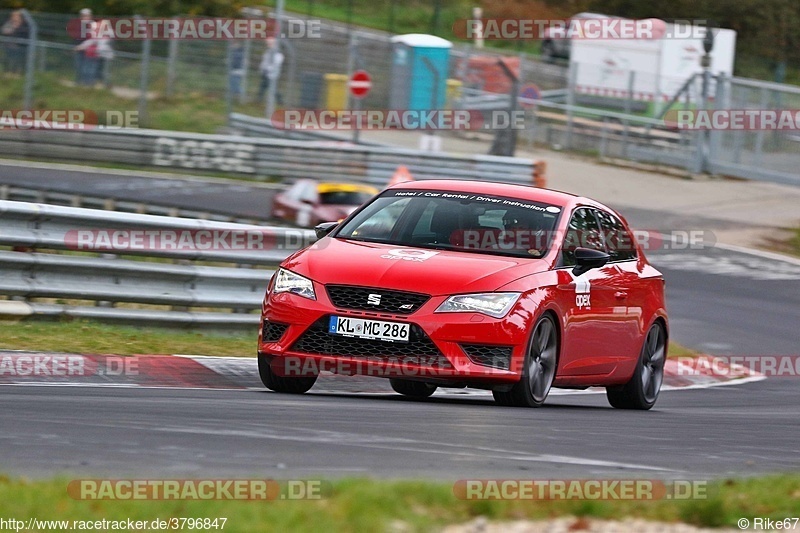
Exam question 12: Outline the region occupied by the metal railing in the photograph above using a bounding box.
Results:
[0,127,541,185]
[0,200,313,327]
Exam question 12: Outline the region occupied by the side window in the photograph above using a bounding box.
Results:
[561,208,604,267]
[285,182,303,201]
[300,184,318,204]
[596,210,637,262]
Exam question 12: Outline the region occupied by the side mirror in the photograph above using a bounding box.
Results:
[314,222,338,240]
[572,247,610,276]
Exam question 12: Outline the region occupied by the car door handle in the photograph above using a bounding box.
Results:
[614,291,628,300]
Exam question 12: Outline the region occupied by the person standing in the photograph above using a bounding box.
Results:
[257,37,284,103]
[229,42,245,100]
[1,10,29,75]
[94,20,114,88]
[75,19,99,86]
[74,8,92,84]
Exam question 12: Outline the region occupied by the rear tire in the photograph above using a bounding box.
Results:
[390,379,437,399]
[606,322,666,410]
[258,355,317,394]
[493,315,558,407]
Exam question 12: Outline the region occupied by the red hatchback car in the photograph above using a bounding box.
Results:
[258,180,668,409]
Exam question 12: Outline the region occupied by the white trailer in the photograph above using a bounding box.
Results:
[569,21,736,114]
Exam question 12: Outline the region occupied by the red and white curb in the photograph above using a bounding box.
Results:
[0,351,765,396]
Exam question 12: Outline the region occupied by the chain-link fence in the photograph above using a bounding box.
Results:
[0,9,797,185]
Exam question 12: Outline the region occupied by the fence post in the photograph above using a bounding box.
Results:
[266,0,285,119]
[753,85,768,168]
[165,29,178,97]
[622,70,635,158]
[565,61,577,150]
[136,15,151,123]
[20,10,38,110]
[707,73,725,171]
[240,37,252,104]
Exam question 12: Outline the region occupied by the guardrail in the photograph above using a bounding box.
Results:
[0,127,540,185]
[228,113,384,146]
[0,200,313,327]
[0,184,256,223]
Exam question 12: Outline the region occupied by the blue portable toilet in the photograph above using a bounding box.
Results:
[390,34,452,111]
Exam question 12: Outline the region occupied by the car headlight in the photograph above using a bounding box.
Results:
[272,268,316,300]
[435,292,521,319]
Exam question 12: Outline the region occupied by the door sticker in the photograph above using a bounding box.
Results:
[575,278,591,309]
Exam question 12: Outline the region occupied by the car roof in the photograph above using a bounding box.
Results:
[388,179,608,211]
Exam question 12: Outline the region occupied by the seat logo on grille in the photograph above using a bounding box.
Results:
[367,293,382,306]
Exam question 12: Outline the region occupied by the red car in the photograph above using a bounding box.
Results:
[258,180,668,409]
[271,180,379,227]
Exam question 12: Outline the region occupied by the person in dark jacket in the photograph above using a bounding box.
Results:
[1,10,29,74]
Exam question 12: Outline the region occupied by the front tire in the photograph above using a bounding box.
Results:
[493,315,558,407]
[606,322,666,410]
[390,379,437,399]
[258,355,317,394]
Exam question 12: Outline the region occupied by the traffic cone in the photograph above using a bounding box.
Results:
[388,165,414,187]
[532,159,547,188]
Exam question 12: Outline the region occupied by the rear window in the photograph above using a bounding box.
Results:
[319,190,374,205]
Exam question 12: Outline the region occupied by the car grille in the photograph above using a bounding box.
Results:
[460,344,514,370]
[262,321,289,342]
[291,317,451,368]
[326,285,430,315]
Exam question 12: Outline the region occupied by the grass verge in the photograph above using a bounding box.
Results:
[1,72,265,133]
[778,227,800,259]
[0,318,697,358]
[0,475,799,531]
[0,319,255,357]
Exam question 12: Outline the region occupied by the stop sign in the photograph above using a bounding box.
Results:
[349,70,372,99]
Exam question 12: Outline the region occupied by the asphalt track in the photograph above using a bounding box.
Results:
[0,162,798,480]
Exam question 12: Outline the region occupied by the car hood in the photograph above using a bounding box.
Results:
[283,238,548,295]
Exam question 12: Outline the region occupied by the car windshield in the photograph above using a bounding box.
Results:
[335,189,563,258]
[319,190,374,205]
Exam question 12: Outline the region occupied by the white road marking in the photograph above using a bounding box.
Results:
[650,253,800,280]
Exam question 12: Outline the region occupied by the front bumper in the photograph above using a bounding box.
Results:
[258,289,530,385]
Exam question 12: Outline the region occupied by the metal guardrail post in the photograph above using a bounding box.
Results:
[20,9,37,110]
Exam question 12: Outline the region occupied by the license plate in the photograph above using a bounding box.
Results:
[328,316,410,343]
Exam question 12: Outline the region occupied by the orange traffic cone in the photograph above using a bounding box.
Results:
[388,165,414,187]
